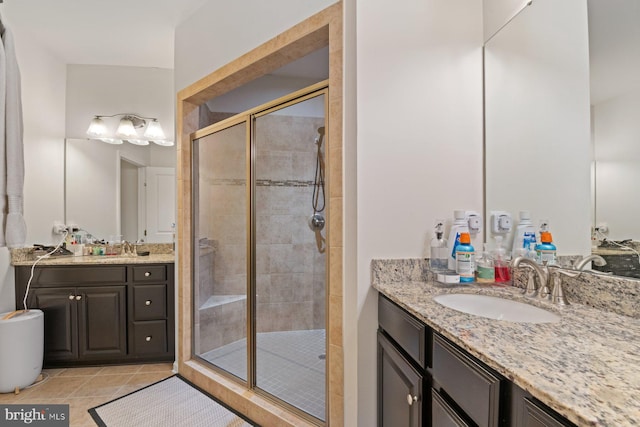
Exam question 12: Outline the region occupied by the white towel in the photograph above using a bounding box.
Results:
[0,22,6,247]
[1,24,26,247]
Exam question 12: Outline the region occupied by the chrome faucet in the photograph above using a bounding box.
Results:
[512,257,550,298]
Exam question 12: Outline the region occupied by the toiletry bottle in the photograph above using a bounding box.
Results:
[535,231,557,265]
[493,236,511,283]
[512,210,537,258]
[447,210,470,270]
[456,232,475,283]
[430,221,448,272]
[476,243,495,283]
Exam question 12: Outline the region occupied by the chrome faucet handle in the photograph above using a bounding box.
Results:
[512,257,549,299]
[522,269,539,297]
[120,242,128,256]
[549,272,570,306]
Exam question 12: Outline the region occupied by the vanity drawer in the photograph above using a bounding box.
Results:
[133,284,167,320]
[433,334,502,427]
[24,266,126,286]
[132,265,166,282]
[378,295,428,368]
[131,321,168,354]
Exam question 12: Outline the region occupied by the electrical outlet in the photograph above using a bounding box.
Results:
[465,211,482,234]
[52,221,66,234]
[491,211,512,234]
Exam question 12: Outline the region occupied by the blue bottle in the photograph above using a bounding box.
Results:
[455,232,475,283]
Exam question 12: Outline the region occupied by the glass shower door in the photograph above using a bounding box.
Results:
[192,119,249,382]
[252,92,327,421]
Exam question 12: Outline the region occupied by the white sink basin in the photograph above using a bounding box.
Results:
[433,294,560,323]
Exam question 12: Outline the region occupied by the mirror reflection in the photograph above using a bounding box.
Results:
[484,0,640,279]
[65,138,176,243]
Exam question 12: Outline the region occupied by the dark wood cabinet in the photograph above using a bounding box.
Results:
[378,294,577,427]
[16,263,174,367]
[378,331,424,427]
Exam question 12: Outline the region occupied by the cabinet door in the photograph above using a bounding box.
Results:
[378,331,423,427]
[521,398,575,427]
[77,286,127,359]
[432,388,473,427]
[29,287,78,362]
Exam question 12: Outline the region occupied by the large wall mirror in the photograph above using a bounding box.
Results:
[484,0,640,279]
[65,138,176,243]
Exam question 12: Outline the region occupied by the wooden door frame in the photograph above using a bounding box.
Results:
[176,3,344,426]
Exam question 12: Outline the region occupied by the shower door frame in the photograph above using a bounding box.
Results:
[176,4,343,426]
[191,83,329,424]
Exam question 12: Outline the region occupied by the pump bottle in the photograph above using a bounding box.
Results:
[429,221,448,272]
[447,210,470,270]
[512,210,537,258]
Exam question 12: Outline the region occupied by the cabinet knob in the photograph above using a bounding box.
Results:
[145,300,152,306]
[68,295,75,300]
[145,336,152,342]
[406,394,418,406]
[75,295,82,301]
[144,272,151,277]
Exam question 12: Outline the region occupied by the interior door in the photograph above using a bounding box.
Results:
[144,166,176,243]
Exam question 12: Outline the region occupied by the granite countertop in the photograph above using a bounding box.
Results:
[373,279,640,426]
[11,253,174,266]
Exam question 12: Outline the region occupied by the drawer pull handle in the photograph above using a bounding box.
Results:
[145,336,152,342]
[406,394,418,406]
[145,300,152,306]
[144,272,151,277]
[68,295,75,300]
[75,295,82,301]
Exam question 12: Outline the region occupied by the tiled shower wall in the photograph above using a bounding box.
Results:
[195,114,326,354]
[255,114,326,333]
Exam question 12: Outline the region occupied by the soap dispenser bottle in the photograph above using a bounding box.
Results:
[455,232,475,283]
[493,236,511,283]
[476,243,495,283]
[447,210,470,270]
[429,221,448,272]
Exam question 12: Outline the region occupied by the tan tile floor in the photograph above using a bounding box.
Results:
[0,363,174,427]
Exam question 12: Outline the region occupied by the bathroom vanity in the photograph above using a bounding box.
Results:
[13,254,175,367]
[373,259,640,427]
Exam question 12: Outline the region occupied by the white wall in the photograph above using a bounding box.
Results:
[484,0,592,256]
[593,89,640,240]
[356,1,483,425]
[66,64,175,141]
[0,15,67,313]
[174,0,336,92]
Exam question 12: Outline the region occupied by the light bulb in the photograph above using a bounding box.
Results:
[116,117,138,138]
[143,120,166,140]
[98,138,123,145]
[86,117,107,138]
[126,139,150,146]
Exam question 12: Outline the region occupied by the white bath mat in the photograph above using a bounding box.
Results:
[89,375,257,427]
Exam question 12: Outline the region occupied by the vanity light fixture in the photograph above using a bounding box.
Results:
[86,113,173,147]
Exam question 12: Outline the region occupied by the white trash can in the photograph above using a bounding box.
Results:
[0,309,44,393]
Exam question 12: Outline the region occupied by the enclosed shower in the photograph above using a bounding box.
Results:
[192,86,328,422]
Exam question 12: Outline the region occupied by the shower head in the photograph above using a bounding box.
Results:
[315,126,325,146]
